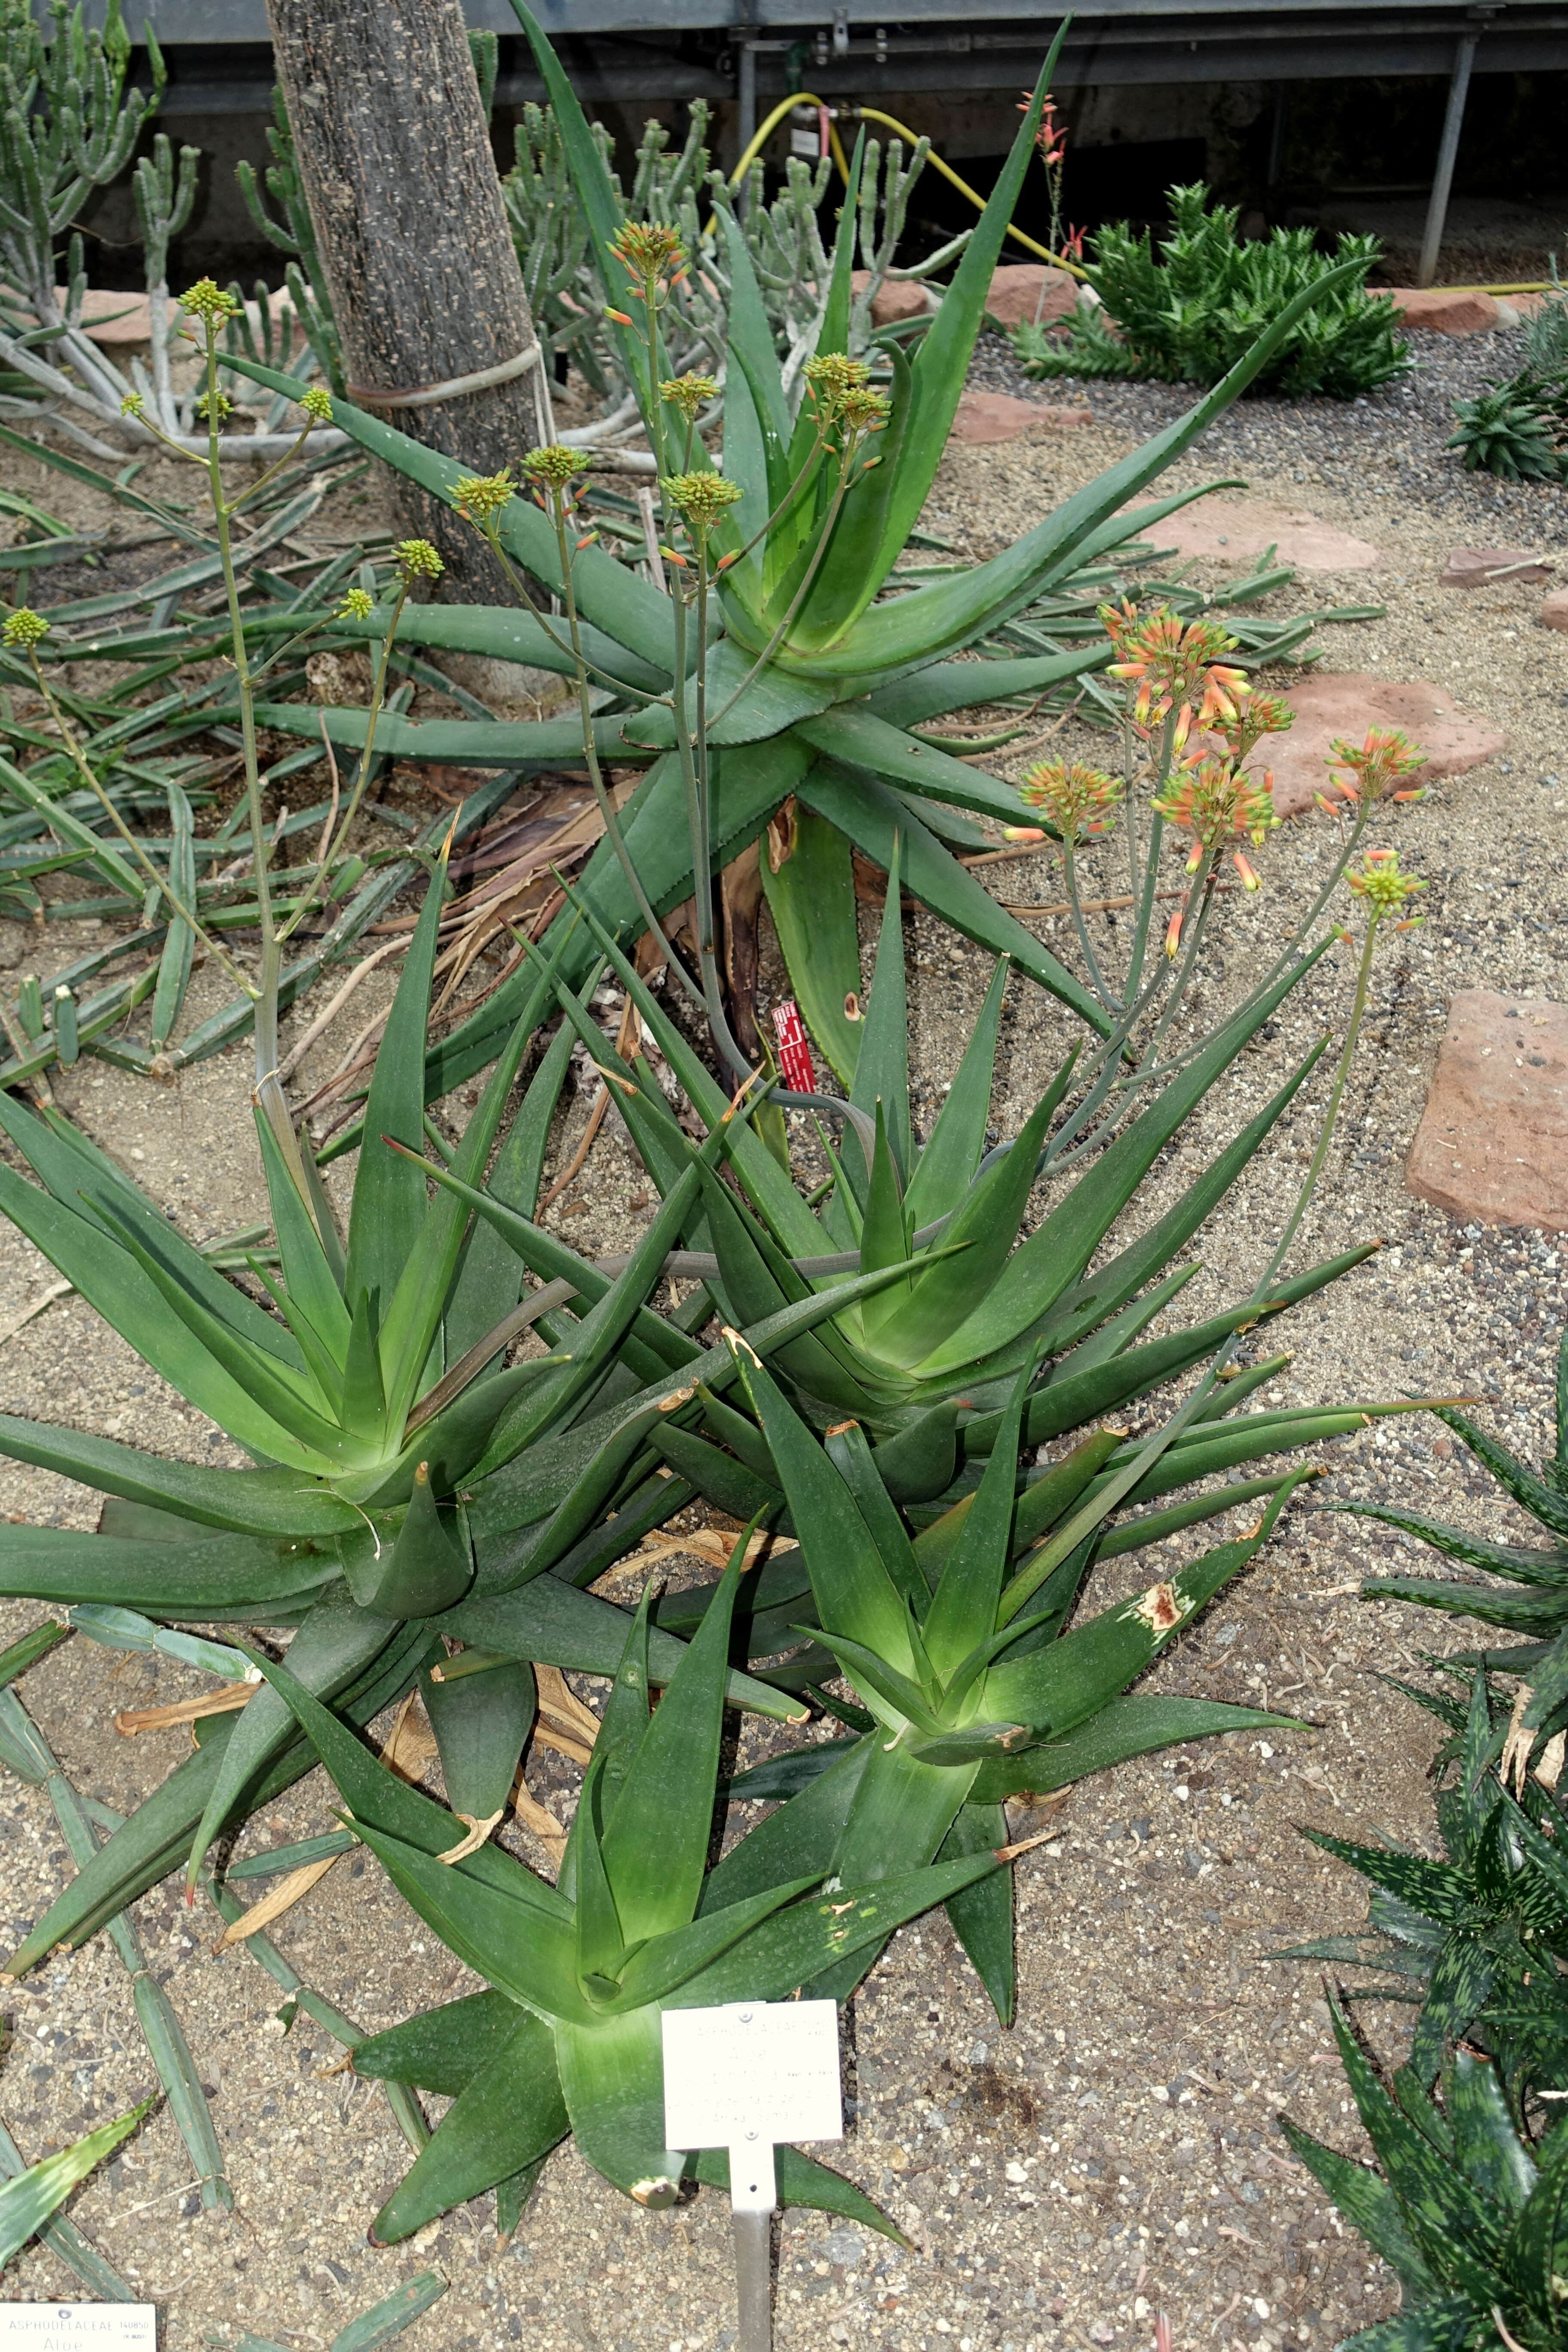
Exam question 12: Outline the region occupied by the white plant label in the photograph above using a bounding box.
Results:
[0,2312,155,2352]
[662,1999,842,2214]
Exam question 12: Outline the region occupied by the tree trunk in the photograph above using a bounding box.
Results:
[265,0,548,599]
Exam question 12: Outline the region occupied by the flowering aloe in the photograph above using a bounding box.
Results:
[253,1547,1001,2243]
[218,10,1372,1117]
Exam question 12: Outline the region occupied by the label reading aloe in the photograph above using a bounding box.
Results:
[0,2313,155,2352]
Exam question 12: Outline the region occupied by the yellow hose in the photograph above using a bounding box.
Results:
[850,106,1085,278]
[727,92,851,192]
[722,95,1084,279]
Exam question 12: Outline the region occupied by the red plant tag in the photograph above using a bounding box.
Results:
[772,1000,815,1094]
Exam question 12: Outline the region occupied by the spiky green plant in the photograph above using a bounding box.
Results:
[1284,2002,1568,2352]
[0,861,938,1983]
[1281,1668,1568,2113]
[1012,185,1410,399]
[1331,1319,1568,1757]
[1281,1668,1568,2352]
[677,1338,1316,2026]
[220,12,1372,1121]
[1449,382,1563,481]
[471,867,1407,1498]
[252,1543,1000,2245]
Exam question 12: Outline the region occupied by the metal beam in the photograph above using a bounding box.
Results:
[1417,18,1482,285]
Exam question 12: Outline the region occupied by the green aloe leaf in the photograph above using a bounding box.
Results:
[353,1991,526,2096]
[756,801,861,1088]
[356,1469,472,1619]
[1276,2115,1438,2299]
[1329,1502,1568,1586]
[0,2101,152,2269]
[1445,2047,1533,2214]
[0,1524,335,1614]
[732,1344,916,1670]
[794,762,1111,1037]
[1500,2112,1568,2322]
[347,859,448,1332]
[671,1843,1002,2008]
[848,842,912,1190]
[903,959,1007,1234]
[350,1819,591,2024]
[600,1544,744,1942]
[923,1351,1035,1680]
[420,1656,534,1825]
[938,1801,1013,2025]
[150,781,195,1052]
[370,2009,568,2245]
[968,1694,1314,1805]
[699,1737,874,1914]
[987,1492,1299,1728]
[185,1584,400,1888]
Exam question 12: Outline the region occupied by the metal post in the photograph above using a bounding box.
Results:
[1417,25,1480,288]
[737,39,758,218]
[1266,83,1286,188]
[732,2208,773,2352]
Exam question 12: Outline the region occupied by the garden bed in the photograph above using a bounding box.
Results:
[0,311,1562,2351]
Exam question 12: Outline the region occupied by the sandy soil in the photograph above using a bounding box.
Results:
[0,312,1563,2352]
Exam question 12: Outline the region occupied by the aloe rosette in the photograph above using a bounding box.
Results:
[0,862,935,1981]
[689,1333,1314,2022]
[254,1543,1000,2244]
[217,12,1370,1121]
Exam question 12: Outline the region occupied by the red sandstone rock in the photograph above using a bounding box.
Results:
[1120,493,1378,573]
[1441,545,1554,588]
[1538,589,1568,633]
[1407,991,1568,1231]
[949,391,1091,443]
[1259,673,1504,821]
[983,264,1080,329]
[1385,286,1501,336]
[849,269,931,326]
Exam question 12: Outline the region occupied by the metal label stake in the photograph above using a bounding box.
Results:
[662,2001,844,2352]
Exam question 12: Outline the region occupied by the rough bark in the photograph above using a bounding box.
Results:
[265,0,543,599]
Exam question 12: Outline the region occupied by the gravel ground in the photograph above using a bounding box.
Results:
[0,312,1564,2352]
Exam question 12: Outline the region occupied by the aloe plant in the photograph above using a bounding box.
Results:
[632,1324,1338,2024]
[1281,1669,1568,2352]
[1332,1318,1568,1761]
[1284,1999,1568,2352]
[220,9,1369,1122]
[0,859,940,1983]
[488,869,1399,1485]
[253,1544,998,2244]
[0,2097,150,2269]
[1282,1668,1568,2112]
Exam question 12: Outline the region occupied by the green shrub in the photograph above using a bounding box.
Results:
[1012,184,1411,399]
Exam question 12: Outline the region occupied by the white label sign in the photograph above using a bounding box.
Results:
[662,2000,842,2214]
[0,2311,155,2352]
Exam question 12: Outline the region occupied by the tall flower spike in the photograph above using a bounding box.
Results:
[2,608,48,650]
[454,469,517,524]
[660,373,719,423]
[1346,847,1427,922]
[393,539,443,582]
[521,446,581,493]
[1019,759,1124,845]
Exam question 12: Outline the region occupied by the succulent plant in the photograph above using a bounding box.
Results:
[1449,382,1562,482]
[0,864,920,1983]
[256,1541,1000,2244]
